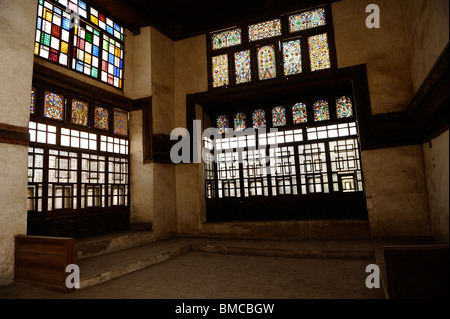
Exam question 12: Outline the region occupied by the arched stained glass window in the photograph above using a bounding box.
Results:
[235,50,252,84]
[71,100,89,126]
[216,115,229,134]
[114,110,128,136]
[31,88,36,114]
[308,33,331,71]
[288,8,326,33]
[252,109,266,128]
[272,106,286,127]
[313,100,330,121]
[212,54,229,88]
[292,103,307,124]
[257,45,277,80]
[336,96,353,119]
[94,106,109,130]
[282,39,302,76]
[234,112,247,131]
[44,92,64,120]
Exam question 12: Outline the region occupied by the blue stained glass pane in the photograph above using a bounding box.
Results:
[114,23,120,31]
[62,18,70,30]
[76,61,84,72]
[120,60,123,69]
[114,67,120,77]
[79,1,87,10]
[37,17,42,30]
[106,25,113,34]
[93,45,99,57]
[109,53,114,64]
[54,7,62,15]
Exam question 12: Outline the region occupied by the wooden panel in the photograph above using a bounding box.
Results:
[383,245,449,299]
[14,235,76,292]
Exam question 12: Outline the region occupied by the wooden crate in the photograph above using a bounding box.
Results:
[14,235,76,292]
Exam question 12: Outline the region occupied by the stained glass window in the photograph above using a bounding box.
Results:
[212,28,241,50]
[94,106,109,130]
[31,88,36,114]
[44,92,64,120]
[235,50,252,84]
[114,110,128,136]
[234,112,247,131]
[72,24,101,79]
[289,8,326,32]
[216,115,229,134]
[292,103,308,124]
[313,100,330,121]
[272,106,287,127]
[252,109,267,128]
[71,100,89,126]
[257,45,277,80]
[248,19,282,42]
[308,33,331,71]
[212,54,229,88]
[90,8,124,42]
[35,1,71,66]
[101,34,124,88]
[282,39,302,76]
[336,96,353,118]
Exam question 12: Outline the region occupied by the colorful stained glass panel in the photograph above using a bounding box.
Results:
[249,19,282,42]
[90,7,124,41]
[282,39,302,76]
[313,100,330,121]
[289,8,326,32]
[72,24,100,79]
[114,110,128,136]
[292,103,308,124]
[31,88,36,114]
[101,34,124,88]
[257,45,277,80]
[235,50,252,84]
[71,100,89,126]
[216,115,229,134]
[336,96,353,118]
[309,33,331,71]
[35,2,70,66]
[212,28,242,50]
[44,92,64,120]
[234,112,247,131]
[252,109,266,128]
[212,54,229,88]
[272,106,287,127]
[94,106,109,130]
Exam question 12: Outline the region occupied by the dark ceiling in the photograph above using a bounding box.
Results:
[89,0,330,41]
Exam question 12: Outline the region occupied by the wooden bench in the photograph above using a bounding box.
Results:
[383,245,449,299]
[14,235,76,292]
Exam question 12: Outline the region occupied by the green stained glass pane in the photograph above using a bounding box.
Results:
[44,92,64,120]
[114,110,128,136]
[94,106,109,130]
[234,112,247,131]
[92,67,98,78]
[272,106,286,127]
[71,100,89,126]
[292,103,307,124]
[41,33,51,46]
[86,32,93,43]
[235,50,251,84]
[94,29,100,36]
[336,96,353,119]
[309,33,331,71]
[103,40,109,50]
[313,100,329,121]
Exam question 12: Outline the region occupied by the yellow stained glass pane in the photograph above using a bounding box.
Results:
[34,43,40,55]
[85,53,92,64]
[91,15,99,25]
[61,42,68,54]
[115,47,120,57]
[44,8,52,22]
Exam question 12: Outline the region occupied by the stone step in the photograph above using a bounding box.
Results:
[75,230,156,261]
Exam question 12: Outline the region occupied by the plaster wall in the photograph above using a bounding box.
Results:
[422,130,449,244]
[0,0,38,285]
[332,0,413,115]
[400,0,449,94]
[362,145,431,238]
